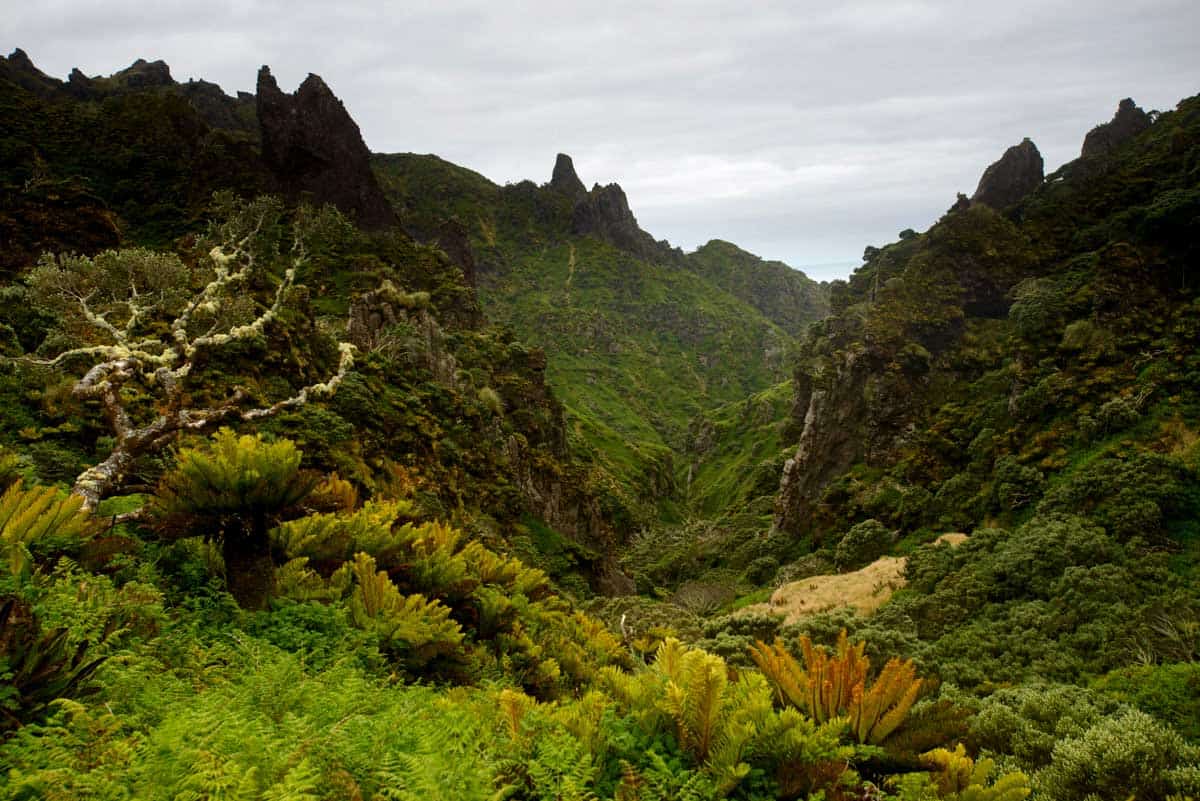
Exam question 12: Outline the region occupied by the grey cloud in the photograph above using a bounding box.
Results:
[6,0,1200,275]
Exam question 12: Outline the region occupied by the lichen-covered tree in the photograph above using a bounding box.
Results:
[24,195,355,511]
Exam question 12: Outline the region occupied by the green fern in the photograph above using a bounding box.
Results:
[601,638,768,795]
[637,749,721,801]
[524,728,600,801]
[922,744,1031,801]
[347,552,464,668]
[154,429,314,521]
[261,759,321,801]
[0,480,91,578]
[153,429,318,608]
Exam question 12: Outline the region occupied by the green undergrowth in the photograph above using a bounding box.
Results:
[684,380,795,518]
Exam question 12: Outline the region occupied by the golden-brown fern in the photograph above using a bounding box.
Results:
[0,480,92,578]
[749,630,923,746]
[923,744,1031,801]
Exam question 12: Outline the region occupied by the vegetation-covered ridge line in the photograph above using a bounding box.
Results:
[3,43,1200,801]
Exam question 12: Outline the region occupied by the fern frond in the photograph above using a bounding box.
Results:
[752,630,927,746]
[922,744,1032,801]
[0,480,92,577]
[498,687,534,741]
[348,552,463,667]
[261,758,320,801]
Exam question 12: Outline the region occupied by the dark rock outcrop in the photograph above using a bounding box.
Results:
[0,49,61,96]
[2,51,253,133]
[774,349,929,537]
[971,138,1043,210]
[549,153,587,200]
[65,58,174,98]
[1081,98,1152,159]
[256,66,396,229]
[435,218,479,290]
[112,58,173,88]
[180,80,257,135]
[572,182,680,264]
[65,68,97,96]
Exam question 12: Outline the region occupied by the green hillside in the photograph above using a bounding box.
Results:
[373,153,826,519]
[686,239,829,334]
[3,47,1200,800]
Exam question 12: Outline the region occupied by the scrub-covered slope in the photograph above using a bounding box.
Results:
[374,152,828,519]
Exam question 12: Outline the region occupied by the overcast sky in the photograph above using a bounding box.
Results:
[6,1,1200,280]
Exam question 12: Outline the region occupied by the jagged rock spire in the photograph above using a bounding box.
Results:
[256,66,396,230]
[971,138,1043,210]
[1082,98,1151,159]
[550,153,587,199]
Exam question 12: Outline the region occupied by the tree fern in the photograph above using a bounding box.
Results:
[498,687,535,741]
[153,429,318,609]
[154,429,312,521]
[551,690,611,762]
[749,631,926,746]
[663,648,727,762]
[602,638,769,795]
[758,707,855,800]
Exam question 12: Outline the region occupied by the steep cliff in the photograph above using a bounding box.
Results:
[773,94,1198,542]
[256,67,397,230]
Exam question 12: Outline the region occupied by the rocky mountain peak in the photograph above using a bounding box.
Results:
[1,48,60,95]
[971,137,1044,210]
[117,58,174,88]
[571,182,671,263]
[1081,98,1152,159]
[256,66,396,230]
[549,153,587,199]
[6,48,35,71]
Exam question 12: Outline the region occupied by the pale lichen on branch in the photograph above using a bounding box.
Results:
[18,196,357,511]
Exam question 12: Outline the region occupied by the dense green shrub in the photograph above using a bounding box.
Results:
[1093,663,1200,742]
[1036,709,1200,801]
[833,519,891,570]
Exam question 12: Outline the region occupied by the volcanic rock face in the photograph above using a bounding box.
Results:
[66,58,174,98]
[1081,98,1152,159]
[180,80,258,135]
[256,66,396,230]
[113,58,173,88]
[0,48,60,96]
[436,218,479,290]
[971,138,1044,210]
[572,182,678,263]
[549,153,587,200]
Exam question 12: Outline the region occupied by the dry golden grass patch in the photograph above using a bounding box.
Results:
[745,533,966,624]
